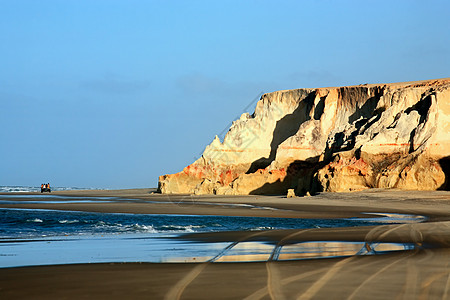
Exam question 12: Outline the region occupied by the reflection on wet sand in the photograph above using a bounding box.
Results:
[163,240,417,263]
[216,241,417,262]
[278,241,415,260]
[215,241,415,262]
[215,242,273,262]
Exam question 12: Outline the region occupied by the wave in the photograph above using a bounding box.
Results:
[27,218,43,223]
[0,186,103,193]
[159,224,207,232]
[58,220,80,224]
[93,222,208,233]
[93,222,157,233]
[250,226,274,231]
[124,224,157,233]
[1,186,41,193]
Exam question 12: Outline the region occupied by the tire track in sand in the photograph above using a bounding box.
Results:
[164,230,271,300]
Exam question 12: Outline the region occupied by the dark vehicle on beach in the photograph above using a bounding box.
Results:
[41,187,51,193]
[41,183,51,193]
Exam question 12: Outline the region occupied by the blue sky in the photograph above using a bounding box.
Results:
[1,0,449,189]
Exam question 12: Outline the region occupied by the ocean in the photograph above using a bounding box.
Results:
[0,185,99,193]
[1,208,393,240]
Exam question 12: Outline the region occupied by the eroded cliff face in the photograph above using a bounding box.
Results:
[159,78,450,195]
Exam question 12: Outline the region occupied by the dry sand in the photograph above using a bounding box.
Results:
[1,189,449,299]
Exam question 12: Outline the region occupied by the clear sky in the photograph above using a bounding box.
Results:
[1,0,449,189]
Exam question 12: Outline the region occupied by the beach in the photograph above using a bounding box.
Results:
[1,189,450,299]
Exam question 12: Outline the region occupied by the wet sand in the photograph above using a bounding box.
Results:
[2,188,450,220]
[2,249,450,299]
[1,189,450,299]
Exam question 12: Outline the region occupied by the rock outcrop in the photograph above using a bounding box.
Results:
[159,78,450,195]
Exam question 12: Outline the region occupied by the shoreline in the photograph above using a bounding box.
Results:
[1,189,449,299]
[1,188,450,220]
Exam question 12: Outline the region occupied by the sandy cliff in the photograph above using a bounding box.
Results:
[159,78,450,195]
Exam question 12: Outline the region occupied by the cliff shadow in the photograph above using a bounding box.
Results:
[249,157,324,195]
[405,93,433,153]
[404,92,433,124]
[324,91,432,162]
[246,92,315,174]
[324,103,385,161]
[438,156,450,191]
[348,87,384,124]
